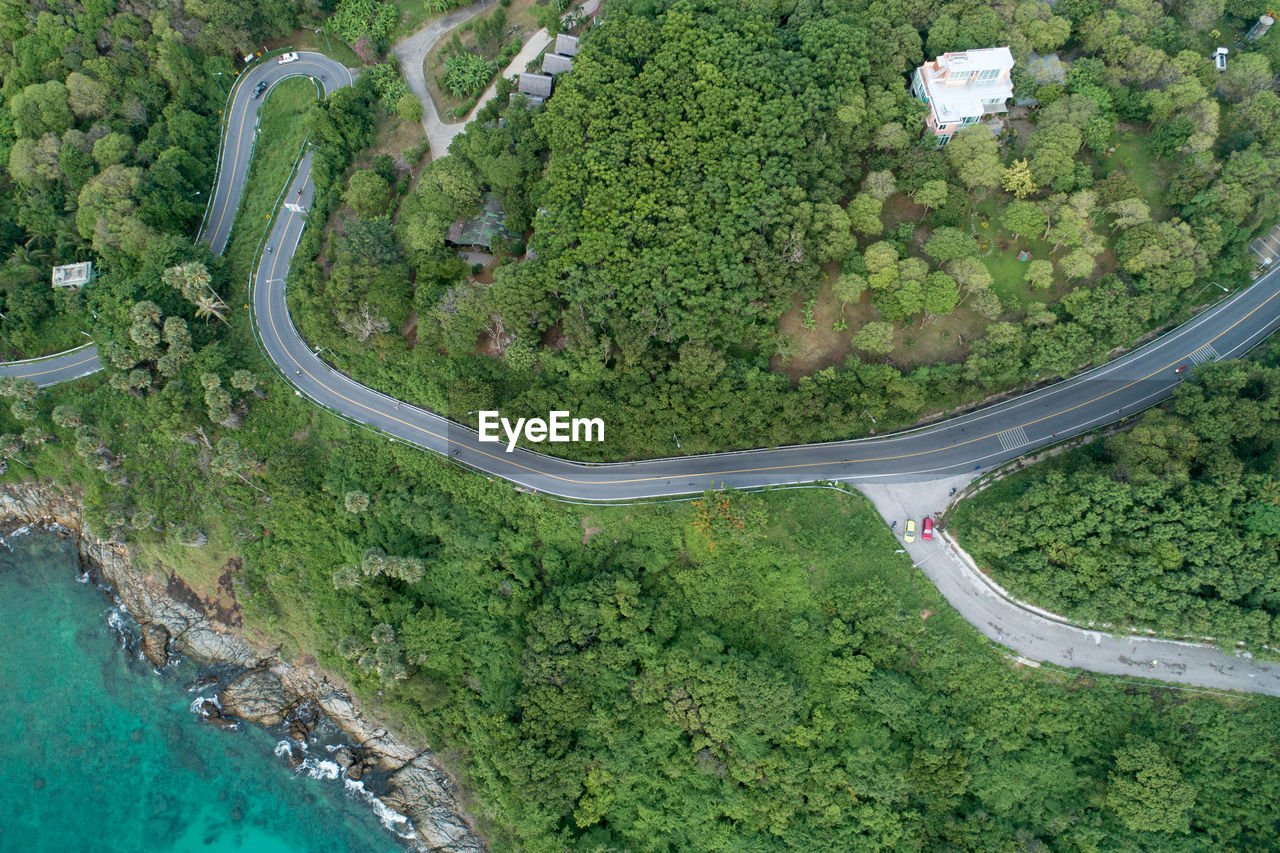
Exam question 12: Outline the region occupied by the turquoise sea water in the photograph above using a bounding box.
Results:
[0,533,404,853]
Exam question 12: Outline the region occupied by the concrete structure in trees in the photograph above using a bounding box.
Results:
[50,262,92,289]
[912,47,1015,145]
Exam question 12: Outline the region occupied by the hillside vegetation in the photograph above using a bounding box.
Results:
[953,356,1280,647]
[292,0,1280,459]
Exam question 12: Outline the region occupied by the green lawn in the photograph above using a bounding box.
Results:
[282,28,361,67]
[1103,132,1167,217]
[971,195,1067,311]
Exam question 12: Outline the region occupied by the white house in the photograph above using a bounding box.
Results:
[911,47,1015,145]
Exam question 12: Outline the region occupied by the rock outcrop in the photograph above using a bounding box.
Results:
[140,622,171,668]
[0,480,486,853]
[217,668,292,727]
[385,755,487,852]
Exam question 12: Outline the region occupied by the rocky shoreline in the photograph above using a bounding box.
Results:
[0,481,485,853]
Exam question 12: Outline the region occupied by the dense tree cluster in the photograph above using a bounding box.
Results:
[955,359,1280,645]
[0,0,303,357]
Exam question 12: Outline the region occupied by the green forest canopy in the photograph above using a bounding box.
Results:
[0,1,1276,848]
[287,0,1280,460]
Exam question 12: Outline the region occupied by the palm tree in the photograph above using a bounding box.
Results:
[194,293,230,327]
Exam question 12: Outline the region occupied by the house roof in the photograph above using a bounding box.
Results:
[555,34,580,56]
[935,47,1014,73]
[446,193,509,248]
[543,52,573,74]
[51,261,91,288]
[518,73,553,98]
[917,47,1015,123]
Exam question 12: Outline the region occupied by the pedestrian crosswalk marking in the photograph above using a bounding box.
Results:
[996,426,1029,452]
[1187,344,1219,365]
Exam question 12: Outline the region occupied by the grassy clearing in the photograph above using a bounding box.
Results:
[577,487,941,660]
[136,516,237,595]
[268,28,362,67]
[357,111,429,173]
[1103,132,1168,217]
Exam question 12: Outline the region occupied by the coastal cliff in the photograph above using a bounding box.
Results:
[0,480,484,853]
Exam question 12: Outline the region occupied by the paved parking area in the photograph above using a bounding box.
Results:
[1249,223,1280,270]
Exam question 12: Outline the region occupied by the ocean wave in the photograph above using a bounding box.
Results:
[344,778,417,840]
[274,739,294,759]
[106,607,132,648]
[296,758,341,781]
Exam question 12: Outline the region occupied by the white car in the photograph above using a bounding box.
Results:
[277,52,299,65]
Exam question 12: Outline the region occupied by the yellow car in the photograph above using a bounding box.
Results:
[904,519,916,543]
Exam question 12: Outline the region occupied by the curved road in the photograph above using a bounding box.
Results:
[0,342,101,387]
[198,53,354,254]
[265,268,1280,500]
[10,48,1280,693]
[0,52,355,387]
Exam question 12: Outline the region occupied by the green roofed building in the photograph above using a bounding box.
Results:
[446,193,510,249]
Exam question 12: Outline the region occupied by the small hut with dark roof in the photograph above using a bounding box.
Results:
[517,73,553,99]
[555,34,580,56]
[446,193,509,249]
[543,53,573,74]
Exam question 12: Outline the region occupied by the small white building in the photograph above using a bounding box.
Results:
[51,261,92,289]
[911,47,1015,145]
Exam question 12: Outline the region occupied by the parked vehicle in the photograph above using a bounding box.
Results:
[250,80,268,99]
[904,519,916,543]
[922,518,933,541]
[278,52,299,64]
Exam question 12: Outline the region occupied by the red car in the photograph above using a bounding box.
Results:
[922,518,934,541]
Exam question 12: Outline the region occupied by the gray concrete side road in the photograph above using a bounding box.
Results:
[391,2,500,158]
[857,479,1280,697]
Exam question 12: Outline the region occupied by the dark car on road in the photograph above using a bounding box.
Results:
[250,80,268,99]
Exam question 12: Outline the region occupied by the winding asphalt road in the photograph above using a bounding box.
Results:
[198,53,354,254]
[0,52,354,387]
[265,254,1280,499]
[8,46,1280,693]
[0,342,101,387]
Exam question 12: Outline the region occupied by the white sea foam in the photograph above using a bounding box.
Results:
[344,778,417,840]
[106,607,128,645]
[296,758,341,780]
[275,739,295,759]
